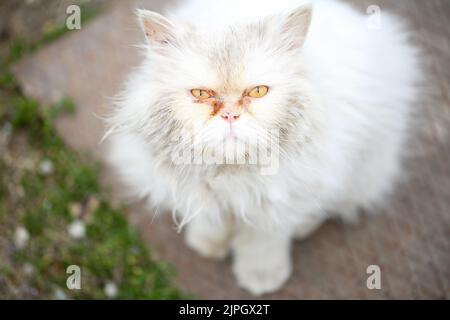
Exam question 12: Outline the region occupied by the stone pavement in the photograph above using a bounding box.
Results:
[12,0,450,299]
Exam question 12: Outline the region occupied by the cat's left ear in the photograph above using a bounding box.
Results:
[280,4,313,50]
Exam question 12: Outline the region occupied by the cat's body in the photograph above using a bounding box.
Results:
[108,0,421,295]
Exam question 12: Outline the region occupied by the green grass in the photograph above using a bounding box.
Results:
[3,3,102,68]
[0,4,185,300]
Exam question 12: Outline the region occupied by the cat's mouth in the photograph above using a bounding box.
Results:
[225,125,238,139]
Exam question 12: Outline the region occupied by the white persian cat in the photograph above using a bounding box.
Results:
[107,0,421,295]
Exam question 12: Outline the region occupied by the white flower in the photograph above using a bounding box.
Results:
[14,226,30,249]
[23,263,35,276]
[104,282,118,298]
[38,159,54,175]
[53,288,67,300]
[68,220,86,240]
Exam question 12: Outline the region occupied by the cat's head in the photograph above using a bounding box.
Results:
[125,6,313,165]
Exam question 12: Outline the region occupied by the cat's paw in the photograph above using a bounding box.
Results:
[293,215,325,240]
[185,226,229,261]
[232,254,292,295]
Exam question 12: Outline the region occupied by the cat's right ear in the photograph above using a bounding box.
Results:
[280,4,313,51]
[137,9,176,48]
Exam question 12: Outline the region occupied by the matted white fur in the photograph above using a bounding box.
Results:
[107,0,421,295]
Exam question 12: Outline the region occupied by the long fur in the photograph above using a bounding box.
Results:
[106,0,421,295]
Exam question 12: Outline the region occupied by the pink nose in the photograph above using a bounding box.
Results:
[221,111,240,123]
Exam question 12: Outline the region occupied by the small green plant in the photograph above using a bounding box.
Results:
[0,76,185,299]
[0,3,186,299]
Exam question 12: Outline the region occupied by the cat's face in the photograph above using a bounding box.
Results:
[137,7,312,159]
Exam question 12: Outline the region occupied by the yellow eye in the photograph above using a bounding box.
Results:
[191,89,212,99]
[247,85,269,98]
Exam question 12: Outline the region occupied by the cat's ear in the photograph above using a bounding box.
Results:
[137,9,176,47]
[280,4,312,50]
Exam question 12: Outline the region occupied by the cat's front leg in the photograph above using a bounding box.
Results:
[231,224,292,295]
[184,213,233,261]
